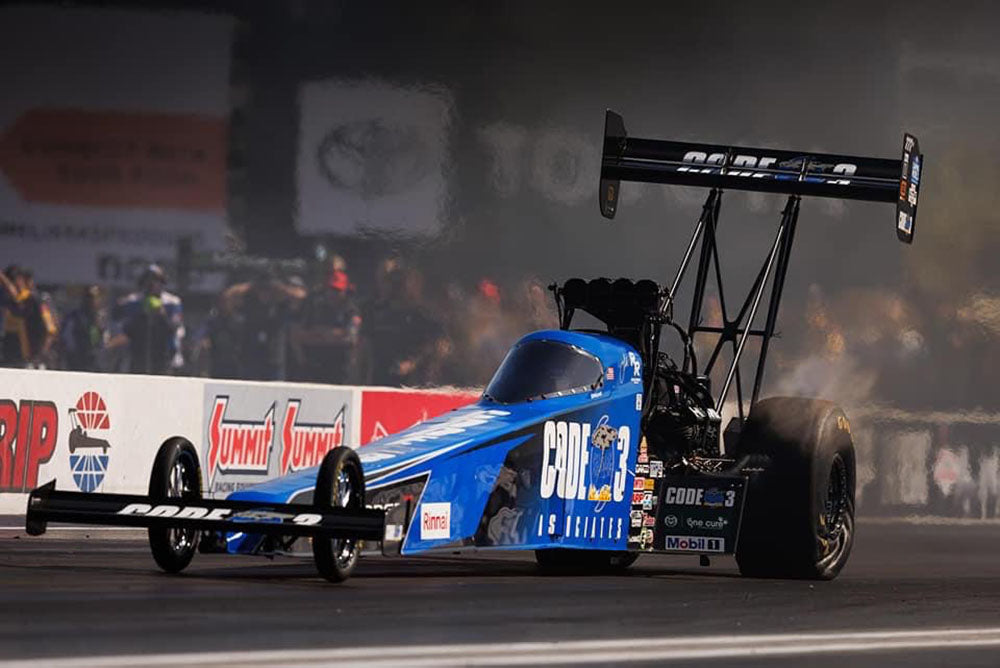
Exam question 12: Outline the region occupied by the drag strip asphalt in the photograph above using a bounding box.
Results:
[1,521,998,667]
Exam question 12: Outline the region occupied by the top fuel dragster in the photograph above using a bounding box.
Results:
[26,110,923,582]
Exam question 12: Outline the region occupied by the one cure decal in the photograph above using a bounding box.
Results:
[537,414,630,541]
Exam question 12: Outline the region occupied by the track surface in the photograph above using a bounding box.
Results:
[1,521,999,666]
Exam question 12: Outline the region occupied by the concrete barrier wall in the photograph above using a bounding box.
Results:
[2,368,996,519]
[0,369,477,513]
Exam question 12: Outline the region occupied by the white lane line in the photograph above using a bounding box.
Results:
[4,627,1000,667]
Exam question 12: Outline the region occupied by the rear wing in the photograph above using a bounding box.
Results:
[599,110,923,243]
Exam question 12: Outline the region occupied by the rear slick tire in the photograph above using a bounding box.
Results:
[733,397,856,580]
[147,438,202,574]
[312,447,365,583]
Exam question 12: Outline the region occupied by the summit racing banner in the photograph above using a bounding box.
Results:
[202,383,354,496]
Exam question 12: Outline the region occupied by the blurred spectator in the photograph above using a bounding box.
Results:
[60,285,107,372]
[1,267,58,368]
[290,256,361,384]
[224,274,306,380]
[113,264,184,375]
[365,259,447,386]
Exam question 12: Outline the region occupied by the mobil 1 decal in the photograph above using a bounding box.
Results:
[201,384,353,495]
[473,401,638,549]
[654,474,746,554]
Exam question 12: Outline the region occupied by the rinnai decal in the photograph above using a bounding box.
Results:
[68,391,112,492]
[207,397,275,481]
[664,535,724,553]
[0,399,57,493]
[420,502,451,540]
[280,400,346,475]
[537,414,631,541]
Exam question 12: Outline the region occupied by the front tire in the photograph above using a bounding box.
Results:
[147,438,202,574]
[312,447,365,583]
[733,397,856,580]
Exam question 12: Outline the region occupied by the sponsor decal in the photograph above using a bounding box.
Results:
[68,391,112,492]
[540,415,630,505]
[642,491,654,510]
[905,135,915,152]
[625,352,642,383]
[899,179,908,199]
[207,397,275,481]
[907,183,918,207]
[0,399,57,492]
[630,510,643,528]
[537,415,632,542]
[637,437,648,464]
[360,390,478,445]
[116,502,323,526]
[605,366,615,381]
[649,460,664,478]
[911,156,921,185]
[635,463,649,476]
[640,527,654,548]
[663,514,679,528]
[635,393,642,411]
[663,486,736,508]
[643,514,656,527]
[280,400,345,475]
[632,491,646,505]
[664,535,724,553]
[678,151,858,185]
[897,211,913,234]
[686,516,728,530]
[420,502,451,540]
[644,478,655,491]
[633,477,646,491]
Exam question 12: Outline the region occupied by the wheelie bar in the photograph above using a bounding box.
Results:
[25,480,386,541]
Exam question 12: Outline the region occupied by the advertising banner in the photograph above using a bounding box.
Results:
[0,6,233,290]
[360,388,479,445]
[296,79,453,237]
[201,383,356,496]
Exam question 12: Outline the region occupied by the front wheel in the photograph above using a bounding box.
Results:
[312,447,365,583]
[733,397,856,580]
[147,438,202,573]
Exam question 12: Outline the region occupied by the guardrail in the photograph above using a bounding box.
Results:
[1,369,995,519]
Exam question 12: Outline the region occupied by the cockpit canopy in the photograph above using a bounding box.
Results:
[483,339,604,404]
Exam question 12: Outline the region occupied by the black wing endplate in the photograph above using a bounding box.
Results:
[600,110,923,243]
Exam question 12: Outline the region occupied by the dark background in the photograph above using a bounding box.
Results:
[6,0,1000,409]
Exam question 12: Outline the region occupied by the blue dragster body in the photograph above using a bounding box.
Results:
[226,329,644,556]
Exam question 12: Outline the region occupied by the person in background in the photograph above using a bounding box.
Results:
[290,255,361,384]
[113,264,184,375]
[365,260,445,387]
[1,267,58,368]
[0,267,20,364]
[223,273,306,380]
[61,285,107,372]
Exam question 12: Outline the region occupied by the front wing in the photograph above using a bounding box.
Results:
[25,481,385,541]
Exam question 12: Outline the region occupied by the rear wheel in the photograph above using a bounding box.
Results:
[312,447,365,583]
[535,549,638,574]
[147,438,201,573]
[733,397,855,580]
